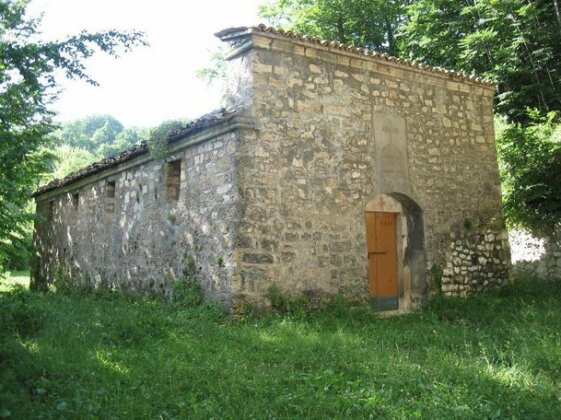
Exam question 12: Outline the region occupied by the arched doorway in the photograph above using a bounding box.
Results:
[365,193,426,311]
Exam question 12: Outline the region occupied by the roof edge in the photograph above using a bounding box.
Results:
[216,24,496,88]
[33,108,243,198]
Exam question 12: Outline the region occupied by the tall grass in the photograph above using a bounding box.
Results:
[1,275,560,418]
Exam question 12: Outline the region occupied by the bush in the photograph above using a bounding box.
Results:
[2,226,32,272]
[0,286,47,338]
[496,111,561,233]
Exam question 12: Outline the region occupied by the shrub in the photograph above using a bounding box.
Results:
[172,277,203,307]
[0,286,47,338]
[496,111,561,233]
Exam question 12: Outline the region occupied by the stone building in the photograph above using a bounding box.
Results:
[33,25,511,311]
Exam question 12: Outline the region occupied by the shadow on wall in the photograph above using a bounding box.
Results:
[509,224,561,279]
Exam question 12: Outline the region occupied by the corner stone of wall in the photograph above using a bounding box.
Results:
[441,228,511,296]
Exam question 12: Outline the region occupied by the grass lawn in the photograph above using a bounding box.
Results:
[0,270,30,292]
[1,275,560,419]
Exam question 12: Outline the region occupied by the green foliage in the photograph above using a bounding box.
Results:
[46,115,149,181]
[48,144,98,180]
[496,111,561,232]
[0,0,146,272]
[268,284,313,314]
[0,270,29,292]
[51,115,148,161]
[172,254,203,307]
[261,0,408,55]
[196,49,226,85]
[166,211,177,225]
[463,218,474,231]
[2,219,32,271]
[401,0,561,122]
[1,276,561,417]
[172,277,203,307]
[215,255,224,267]
[147,120,187,160]
[55,115,124,152]
[0,285,47,339]
[52,265,74,295]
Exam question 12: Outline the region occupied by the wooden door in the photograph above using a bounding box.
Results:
[365,212,398,310]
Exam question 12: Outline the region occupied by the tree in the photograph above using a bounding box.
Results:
[401,0,561,122]
[49,145,97,180]
[260,0,410,55]
[0,0,146,272]
[52,115,147,159]
[56,115,125,153]
[100,126,147,157]
[496,111,561,232]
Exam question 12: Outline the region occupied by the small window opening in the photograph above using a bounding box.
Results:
[165,160,181,201]
[106,181,116,198]
[47,200,54,221]
[72,192,79,210]
[105,181,116,214]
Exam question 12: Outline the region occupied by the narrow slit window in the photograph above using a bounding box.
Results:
[72,192,79,210]
[107,181,116,198]
[165,160,181,201]
[47,200,54,221]
[105,181,116,214]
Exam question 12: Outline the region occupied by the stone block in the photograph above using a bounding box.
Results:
[242,253,274,264]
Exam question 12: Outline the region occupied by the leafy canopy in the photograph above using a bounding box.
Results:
[496,111,561,233]
[49,114,148,177]
[401,0,561,122]
[0,0,146,270]
[260,0,410,55]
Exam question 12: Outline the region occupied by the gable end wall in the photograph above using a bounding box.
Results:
[229,32,510,308]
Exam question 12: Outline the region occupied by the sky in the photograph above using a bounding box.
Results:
[28,0,266,127]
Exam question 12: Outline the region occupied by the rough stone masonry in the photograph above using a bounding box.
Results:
[32,25,511,311]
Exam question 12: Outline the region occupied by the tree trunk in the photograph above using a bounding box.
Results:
[336,15,346,44]
[386,18,396,56]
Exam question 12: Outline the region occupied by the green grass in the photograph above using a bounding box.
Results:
[0,270,30,292]
[1,276,561,419]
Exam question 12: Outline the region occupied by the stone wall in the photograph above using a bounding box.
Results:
[220,29,511,308]
[441,227,511,296]
[33,129,239,305]
[33,26,512,310]
[509,226,561,279]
